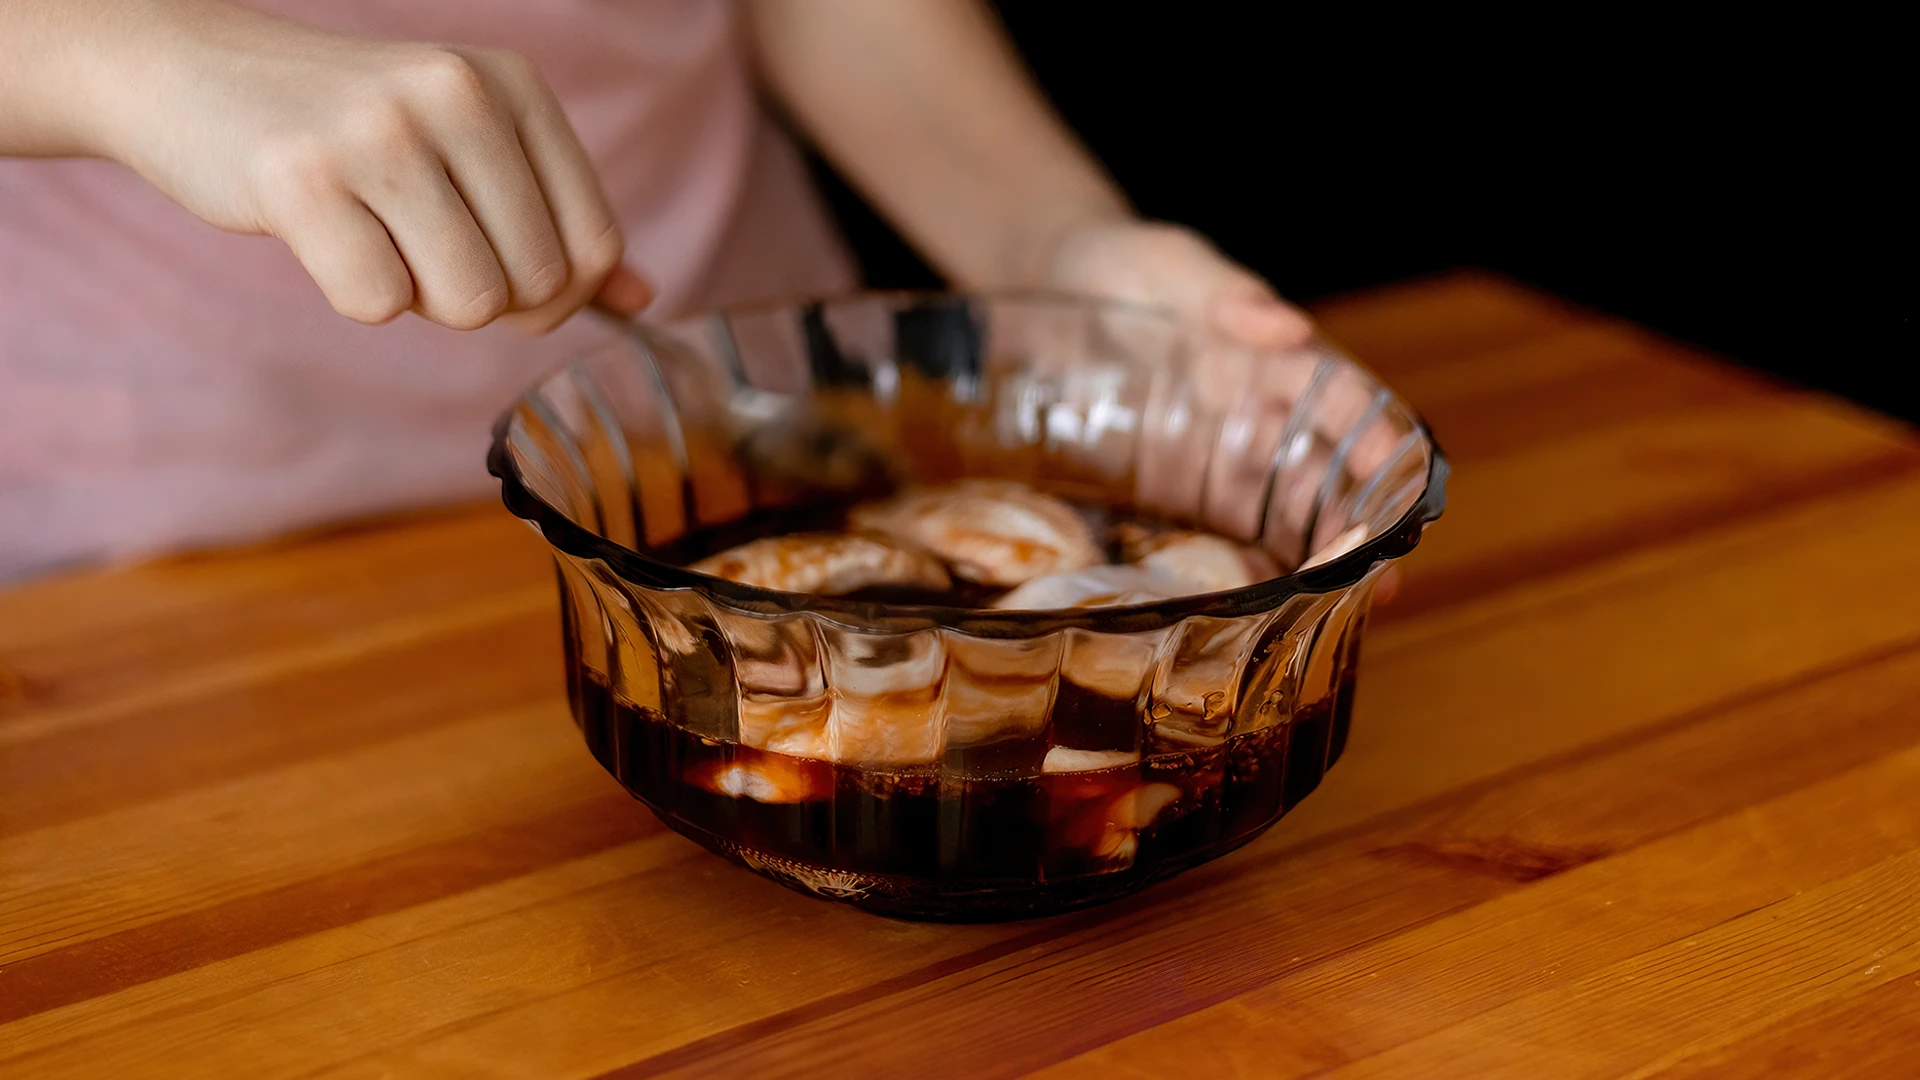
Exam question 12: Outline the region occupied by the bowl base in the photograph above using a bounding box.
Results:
[640,795,1285,922]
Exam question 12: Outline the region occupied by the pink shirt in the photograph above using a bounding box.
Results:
[0,0,855,581]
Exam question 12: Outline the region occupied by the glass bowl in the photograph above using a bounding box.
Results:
[489,293,1446,921]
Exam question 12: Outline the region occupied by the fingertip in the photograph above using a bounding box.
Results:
[595,264,654,316]
[1215,292,1315,349]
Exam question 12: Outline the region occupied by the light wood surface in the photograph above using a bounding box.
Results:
[4,272,1917,1078]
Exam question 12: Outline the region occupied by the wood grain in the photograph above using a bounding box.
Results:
[1037,654,1920,1079]
[1649,970,1920,1079]
[3,271,1916,1077]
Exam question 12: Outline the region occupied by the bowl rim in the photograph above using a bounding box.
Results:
[488,290,1449,637]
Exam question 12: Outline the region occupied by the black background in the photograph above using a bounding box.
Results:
[809,8,1911,423]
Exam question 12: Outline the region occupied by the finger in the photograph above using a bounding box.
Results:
[278,195,413,325]
[596,264,654,315]
[434,99,570,312]
[1247,337,1394,465]
[1214,288,1315,349]
[359,161,509,330]
[491,57,625,331]
[500,264,652,335]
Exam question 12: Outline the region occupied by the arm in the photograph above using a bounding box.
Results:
[743,0,1125,290]
[0,0,647,330]
[746,0,1311,347]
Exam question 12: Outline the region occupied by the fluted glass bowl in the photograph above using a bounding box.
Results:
[489,293,1446,921]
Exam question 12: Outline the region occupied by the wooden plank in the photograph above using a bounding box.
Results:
[1383,395,1919,619]
[1323,847,1920,1078]
[0,506,535,654]
[0,792,649,1027]
[0,842,1022,1079]
[0,837,699,1064]
[1035,647,1920,1078]
[1647,972,1920,1079]
[0,610,561,835]
[0,706,611,967]
[1321,273,1919,617]
[0,509,549,723]
[2,814,1462,1079]
[1394,321,1812,462]
[1281,467,1920,846]
[1312,271,1591,376]
[0,584,553,753]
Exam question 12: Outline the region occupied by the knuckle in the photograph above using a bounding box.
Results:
[343,97,418,156]
[439,282,511,330]
[482,47,543,88]
[407,49,491,110]
[252,133,338,206]
[517,260,569,307]
[576,224,624,279]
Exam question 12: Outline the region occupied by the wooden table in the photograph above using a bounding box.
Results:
[4,272,1919,1078]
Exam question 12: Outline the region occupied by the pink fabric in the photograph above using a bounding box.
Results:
[0,0,856,580]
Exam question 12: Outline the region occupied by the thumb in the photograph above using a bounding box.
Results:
[594,264,655,316]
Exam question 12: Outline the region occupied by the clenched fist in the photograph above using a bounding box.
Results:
[74,2,650,330]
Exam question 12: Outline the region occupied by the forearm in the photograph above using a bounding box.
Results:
[1,0,123,156]
[2,0,350,180]
[745,0,1131,290]
[0,0,214,158]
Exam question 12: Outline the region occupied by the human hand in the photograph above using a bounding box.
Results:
[94,2,649,330]
[1041,219,1314,351]
[1042,219,1406,599]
